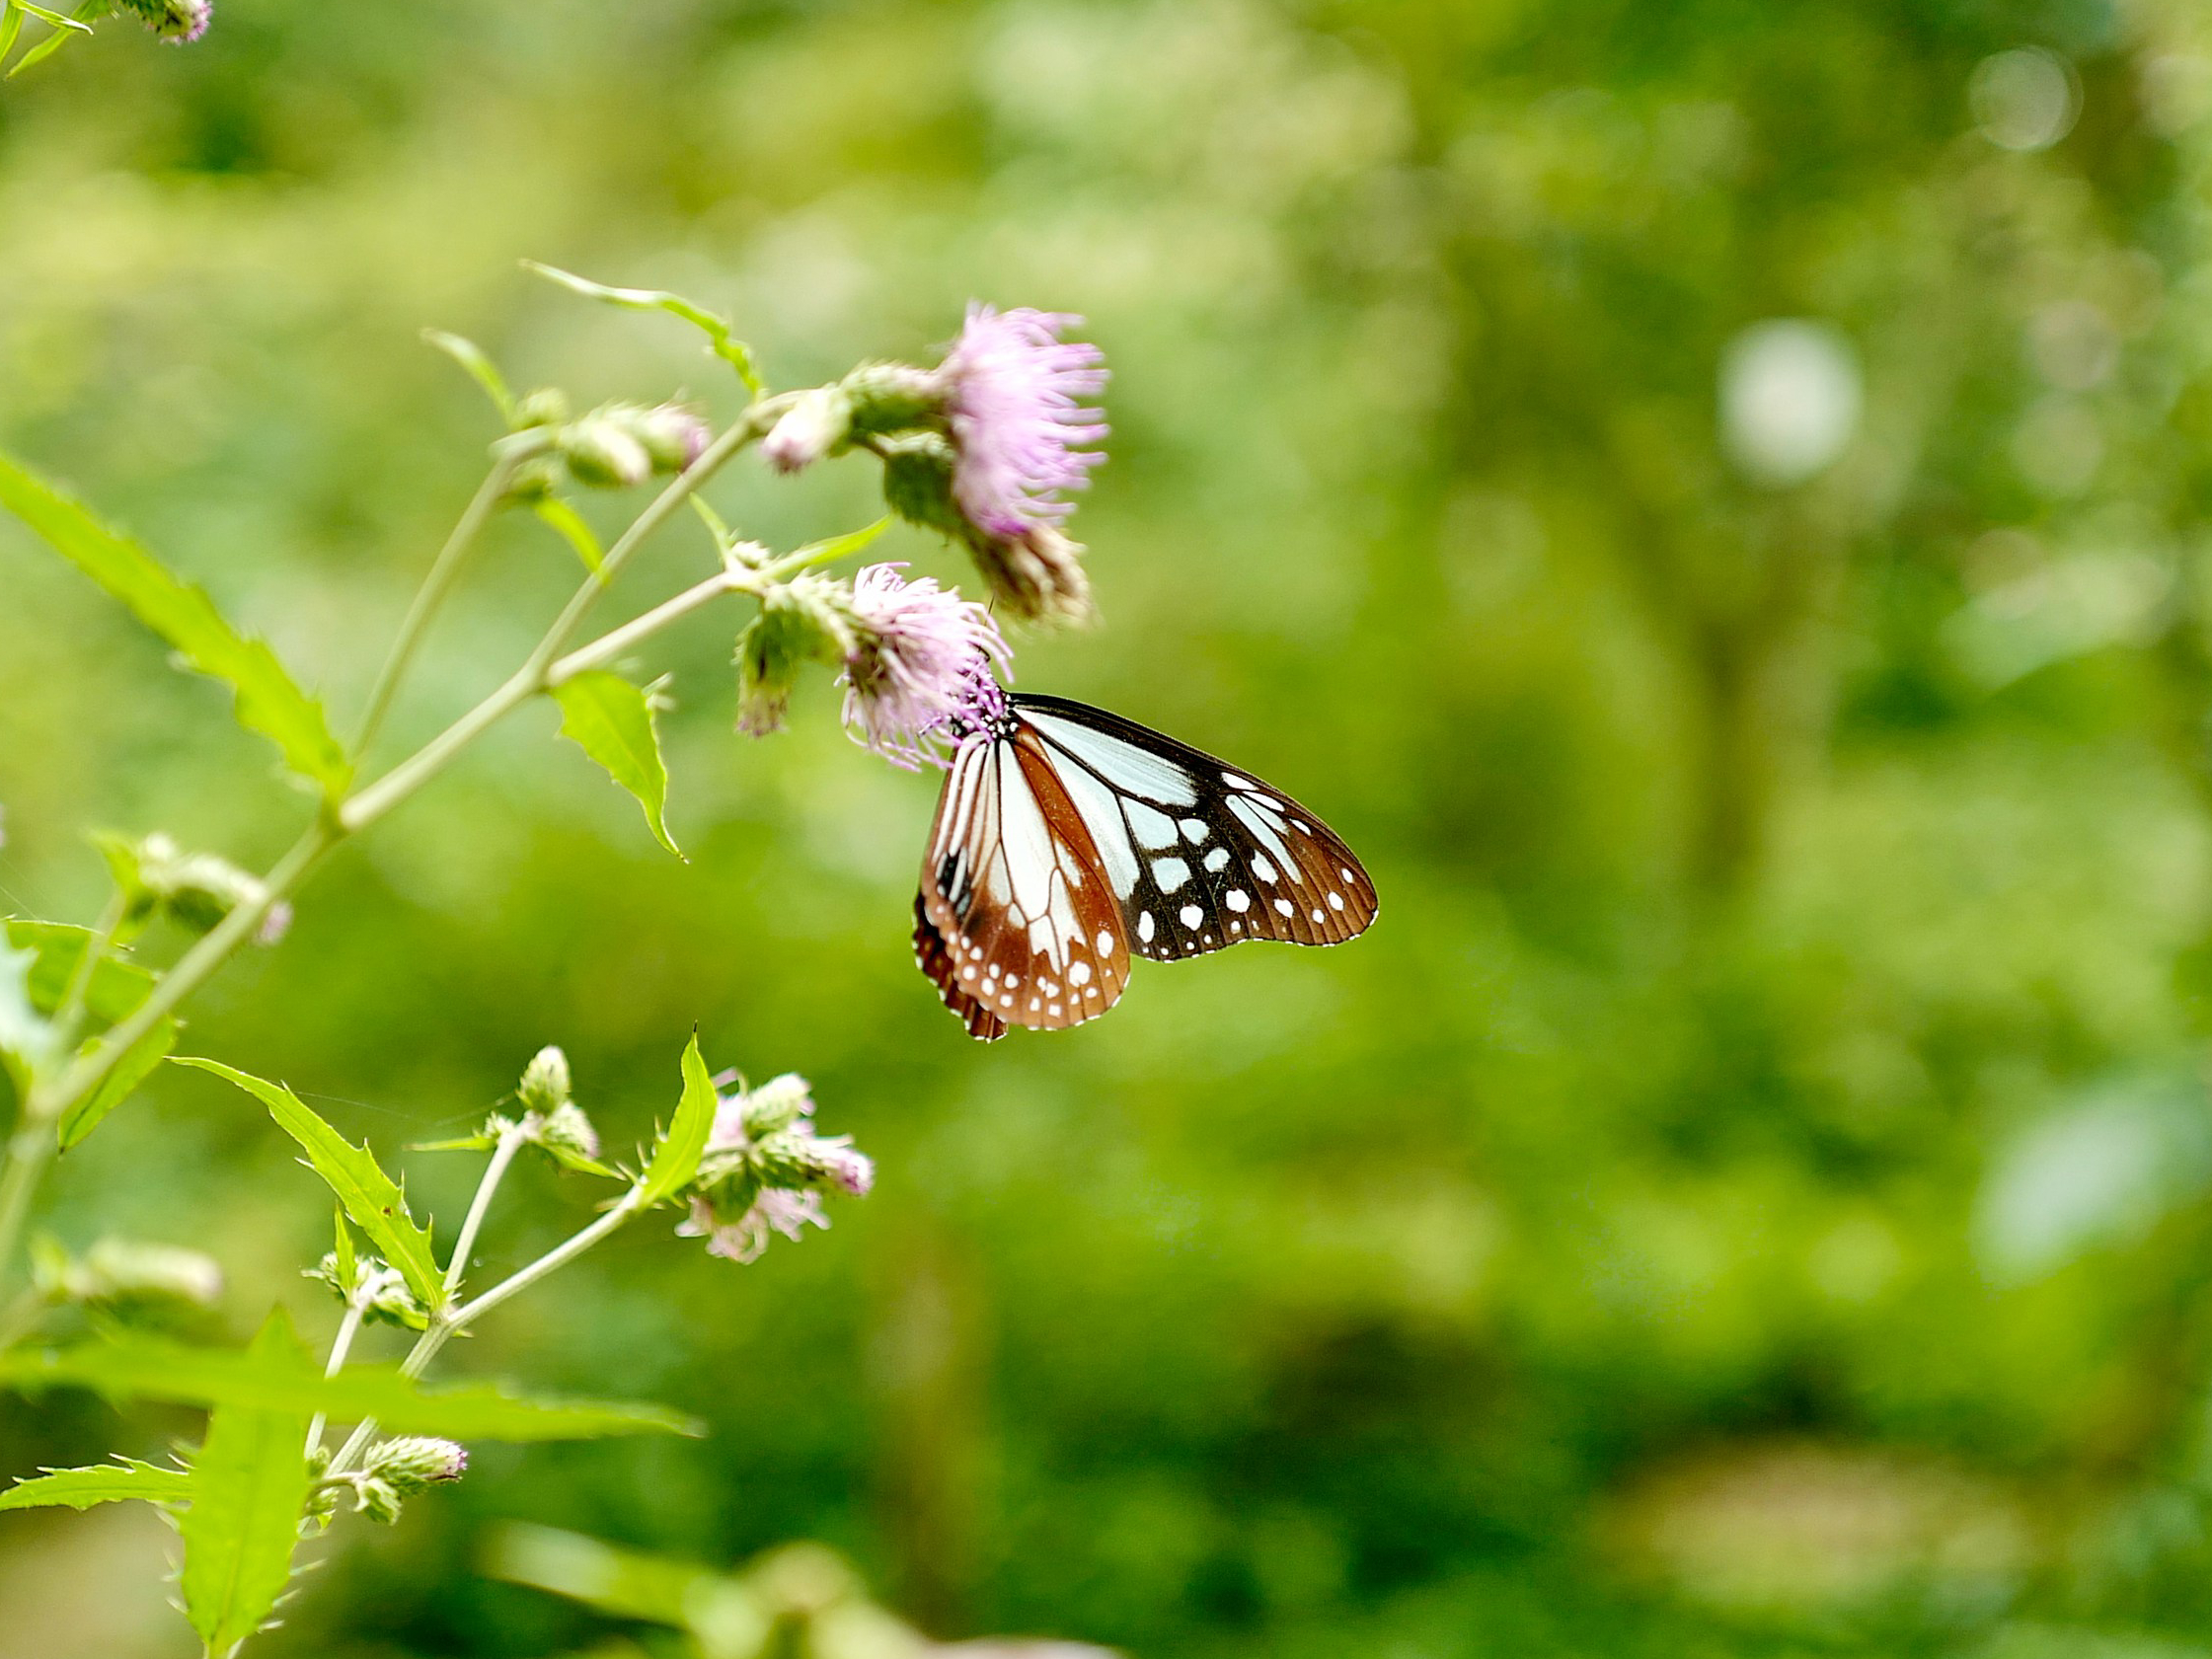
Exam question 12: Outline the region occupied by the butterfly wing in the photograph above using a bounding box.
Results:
[912,731,1132,1039]
[1012,694,1379,962]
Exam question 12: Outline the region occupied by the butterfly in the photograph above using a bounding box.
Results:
[911,692,1378,1039]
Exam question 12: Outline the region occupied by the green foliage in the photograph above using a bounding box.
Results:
[0,940,52,1085]
[60,1015,177,1149]
[0,1458,190,1512]
[552,672,683,860]
[0,920,175,1141]
[523,263,764,398]
[634,1032,718,1210]
[0,450,351,799]
[421,331,519,427]
[534,497,606,576]
[0,1326,702,1439]
[173,1056,447,1317]
[179,1315,315,1659]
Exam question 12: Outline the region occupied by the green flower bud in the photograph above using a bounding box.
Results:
[102,832,291,944]
[353,1476,405,1525]
[739,1074,814,1139]
[538,1099,601,1164]
[363,1436,468,1492]
[560,408,653,489]
[36,1237,222,1313]
[877,432,967,540]
[501,454,565,505]
[762,386,854,475]
[513,388,572,429]
[620,403,712,474]
[517,1045,572,1115]
[839,361,942,437]
[733,575,858,737]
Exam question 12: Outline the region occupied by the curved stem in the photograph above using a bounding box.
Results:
[49,893,124,1057]
[353,447,532,756]
[305,1302,366,1458]
[445,1123,528,1300]
[546,570,744,688]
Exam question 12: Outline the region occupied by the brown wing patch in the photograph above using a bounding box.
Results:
[912,735,1131,1039]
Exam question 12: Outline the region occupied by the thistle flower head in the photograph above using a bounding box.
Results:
[838,564,1010,770]
[364,1436,469,1492]
[935,305,1107,542]
[115,0,209,41]
[678,1188,830,1264]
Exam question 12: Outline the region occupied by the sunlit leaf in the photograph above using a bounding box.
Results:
[0,1329,703,1440]
[422,329,519,425]
[173,1057,445,1315]
[534,497,605,576]
[0,450,352,796]
[634,1032,717,1210]
[485,1523,752,1632]
[5,919,155,1025]
[552,671,683,859]
[0,1458,191,1512]
[179,1314,313,1657]
[522,262,764,397]
[59,1016,179,1150]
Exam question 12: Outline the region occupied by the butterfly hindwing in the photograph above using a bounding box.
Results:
[913,731,1131,1039]
[1012,694,1379,962]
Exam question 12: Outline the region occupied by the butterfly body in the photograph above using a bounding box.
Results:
[913,693,1378,1039]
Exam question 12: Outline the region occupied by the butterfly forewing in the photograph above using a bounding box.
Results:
[913,731,1131,1037]
[1013,695,1379,962]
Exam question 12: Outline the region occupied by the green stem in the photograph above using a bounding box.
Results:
[444,1122,528,1300]
[353,446,533,756]
[305,1302,365,1458]
[327,1188,646,1475]
[49,893,124,1057]
[545,570,744,688]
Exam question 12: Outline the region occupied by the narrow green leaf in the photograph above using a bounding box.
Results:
[0,450,352,796]
[552,671,683,860]
[180,1314,313,1656]
[4,19,74,76]
[17,2,91,31]
[689,494,733,552]
[533,496,606,578]
[6,919,155,1025]
[776,516,891,576]
[422,330,519,425]
[0,1330,702,1440]
[174,1057,445,1315]
[407,1134,497,1154]
[58,1015,178,1150]
[522,262,764,397]
[0,3,26,66]
[0,1459,191,1512]
[635,1032,717,1211]
[485,1523,739,1628]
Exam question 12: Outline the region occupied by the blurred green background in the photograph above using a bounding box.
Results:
[7,0,2212,1653]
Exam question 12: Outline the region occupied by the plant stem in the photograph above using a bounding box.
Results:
[445,1122,528,1300]
[545,570,743,688]
[305,1302,366,1458]
[352,447,532,757]
[48,892,124,1057]
[326,1188,646,1475]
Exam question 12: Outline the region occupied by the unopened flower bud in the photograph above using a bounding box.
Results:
[878,432,967,539]
[754,1131,874,1197]
[364,1436,468,1492]
[38,1238,223,1312]
[517,1046,572,1115]
[736,1074,814,1141]
[353,1476,404,1525]
[500,455,565,505]
[513,388,572,430]
[967,521,1096,628]
[539,1099,601,1163]
[560,409,653,490]
[733,576,857,736]
[115,833,291,944]
[622,403,712,475]
[115,0,210,41]
[839,362,942,437]
[331,1258,428,1328]
[762,386,854,475]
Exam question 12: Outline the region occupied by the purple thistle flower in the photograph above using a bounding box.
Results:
[839,563,1011,770]
[679,1189,830,1264]
[936,306,1107,543]
[817,1138,875,1197]
[118,0,209,40]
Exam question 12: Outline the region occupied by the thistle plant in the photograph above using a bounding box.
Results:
[0,0,209,79]
[0,264,1108,1656]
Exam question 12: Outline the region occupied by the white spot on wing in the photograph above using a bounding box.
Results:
[1069,961,1093,986]
[1179,818,1209,843]
[1138,913,1155,943]
[1153,857,1191,893]
[1226,889,1250,911]
[1096,929,1114,954]
[1274,898,1294,916]
[1204,847,1230,872]
[1180,904,1203,928]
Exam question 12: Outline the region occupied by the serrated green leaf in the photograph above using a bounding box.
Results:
[552,671,683,860]
[422,330,518,425]
[522,262,764,397]
[174,1057,445,1315]
[0,1329,702,1440]
[0,1458,191,1512]
[58,1014,178,1149]
[180,1314,313,1657]
[0,450,352,796]
[534,497,605,576]
[635,1033,717,1211]
[5,919,157,1025]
